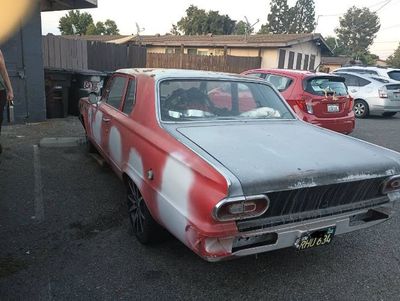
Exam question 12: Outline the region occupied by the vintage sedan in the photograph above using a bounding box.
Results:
[79,69,400,262]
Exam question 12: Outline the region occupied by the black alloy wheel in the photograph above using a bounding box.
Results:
[126,178,161,244]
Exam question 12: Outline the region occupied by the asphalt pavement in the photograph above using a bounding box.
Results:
[0,115,400,301]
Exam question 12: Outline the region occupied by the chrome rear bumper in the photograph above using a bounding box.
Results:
[204,192,400,262]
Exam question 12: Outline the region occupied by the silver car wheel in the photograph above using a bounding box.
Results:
[353,100,368,118]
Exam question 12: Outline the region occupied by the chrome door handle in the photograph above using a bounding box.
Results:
[102,117,111,122]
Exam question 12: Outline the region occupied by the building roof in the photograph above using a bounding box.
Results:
[61,33,333,54]
[41,0,97,12]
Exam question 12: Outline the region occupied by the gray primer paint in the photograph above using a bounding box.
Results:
[165,120,400,196]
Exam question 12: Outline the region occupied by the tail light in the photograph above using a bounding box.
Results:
[295,99,313,114]
[213,195,270,222]
[382,175,400,194]
[347,97,354,111]
[379,88,388,98]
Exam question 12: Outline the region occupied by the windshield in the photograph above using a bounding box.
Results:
[159,79,294,121]
[388,71,400,81]
[304,77,348,96]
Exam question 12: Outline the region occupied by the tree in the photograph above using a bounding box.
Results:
[234,21,254,35]
[335,6,380,58]
[59,10,119,35]
[175,5,236,35]
[59,10,93,35]
[258,24,269,34]
[104,19,119,35]
[259,0,315,34]
[264,0,290,34]
[170,24,181,35]
[289,0,315,33]
[387,43,400,68]
[325,36,347,56]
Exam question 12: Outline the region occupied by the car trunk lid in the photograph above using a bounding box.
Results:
[173,121,400,196]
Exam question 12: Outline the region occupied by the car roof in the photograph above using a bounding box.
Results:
[333,71,399,83]
[116,68,250,81]
[336,66,400,72]
[246,68,338,79]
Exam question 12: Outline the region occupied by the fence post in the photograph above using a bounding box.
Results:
[179,44,184,69]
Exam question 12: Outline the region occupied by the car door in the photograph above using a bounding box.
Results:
[98,74,129,164]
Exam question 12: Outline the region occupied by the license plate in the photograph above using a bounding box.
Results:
[295,226,336,250]
[327,104,339,112]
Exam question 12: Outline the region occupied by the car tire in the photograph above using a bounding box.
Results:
[382,112,397,117]
[126,178,163,244]
[353,99,369,118]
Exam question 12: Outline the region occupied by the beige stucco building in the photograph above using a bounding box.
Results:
[64,33,332,71]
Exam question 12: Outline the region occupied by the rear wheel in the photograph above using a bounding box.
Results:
[382,112,397,117]
[126,178,162,244]
[353,100,369,118]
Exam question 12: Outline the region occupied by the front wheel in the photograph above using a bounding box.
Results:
[126,178,162,244]
[382,112,397,117]
[353,100,369,118]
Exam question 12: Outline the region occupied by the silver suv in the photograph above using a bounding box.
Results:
[334,71,400,118]
[334,66,400,81]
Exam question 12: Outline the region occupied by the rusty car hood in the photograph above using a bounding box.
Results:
[172,121,400,196]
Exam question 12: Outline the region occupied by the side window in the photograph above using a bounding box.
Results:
[106,76,127,109]
[340,74,359,87]
[123,79,136,114]
[358,77,371,87]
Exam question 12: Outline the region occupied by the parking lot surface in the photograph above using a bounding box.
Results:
[1,116,400,300]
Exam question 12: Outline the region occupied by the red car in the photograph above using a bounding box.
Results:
[242,69,355,134]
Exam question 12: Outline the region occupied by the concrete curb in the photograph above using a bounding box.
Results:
[39,137,86,148]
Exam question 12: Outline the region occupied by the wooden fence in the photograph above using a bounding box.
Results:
[42,35,147,71]
[42,35,88,69]
[146,53,261,73]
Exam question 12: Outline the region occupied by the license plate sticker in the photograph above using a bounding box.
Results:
[295,226,336,250]
[327,104,340,112]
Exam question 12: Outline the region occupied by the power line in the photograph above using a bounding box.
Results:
[374,0,393,12]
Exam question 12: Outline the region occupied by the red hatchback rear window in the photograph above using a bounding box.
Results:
[304,77,348,96]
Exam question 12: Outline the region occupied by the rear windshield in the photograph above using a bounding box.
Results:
[388,71,400,81]
[304,77,348,96]
[159,79,295,122]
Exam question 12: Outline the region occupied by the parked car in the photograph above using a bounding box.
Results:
[334,66,400,81]
[242,69,355,134]
[79,69,400,262]
[334,71,400,118]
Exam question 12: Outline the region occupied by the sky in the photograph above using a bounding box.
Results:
[41,0,400,59]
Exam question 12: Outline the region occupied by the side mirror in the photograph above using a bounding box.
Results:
[88,92,100,105]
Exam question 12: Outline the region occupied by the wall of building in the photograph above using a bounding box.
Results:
[145,40,323,71]
[1,4,46,122]
[260,49,279,68]
[279,41,321,70]
[228,48,259,57]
